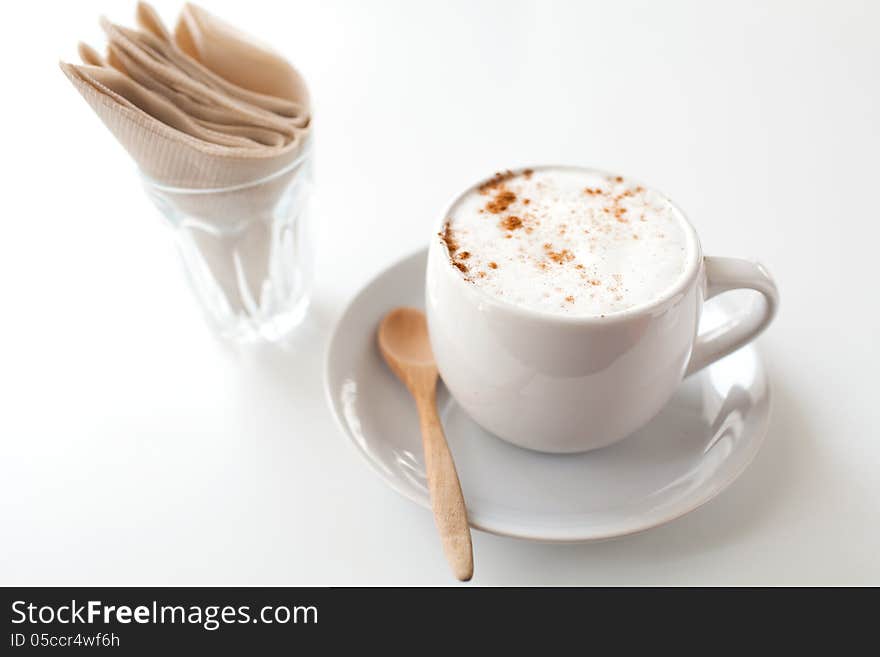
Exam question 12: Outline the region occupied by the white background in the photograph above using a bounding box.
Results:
[2,0,878,585]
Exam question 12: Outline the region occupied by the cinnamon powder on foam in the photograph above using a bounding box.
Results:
[440,168,689,316]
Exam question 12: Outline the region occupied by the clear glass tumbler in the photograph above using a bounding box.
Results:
[142,147,314,342]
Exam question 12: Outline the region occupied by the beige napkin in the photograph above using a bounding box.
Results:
[60,2,313,319]
[60,1,310,189]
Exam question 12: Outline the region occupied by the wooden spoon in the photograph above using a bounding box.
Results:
[378,307,474,581]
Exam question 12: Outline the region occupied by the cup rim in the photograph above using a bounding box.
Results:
[432,164,703,325]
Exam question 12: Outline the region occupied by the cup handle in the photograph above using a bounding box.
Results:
[685,256,779,376]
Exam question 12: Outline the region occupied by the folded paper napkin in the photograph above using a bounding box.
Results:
[60,1,311,189]
[60,2,313,321]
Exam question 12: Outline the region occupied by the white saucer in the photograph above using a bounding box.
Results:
[325,248,771,542]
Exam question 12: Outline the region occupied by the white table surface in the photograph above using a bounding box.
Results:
[3,0,878,586]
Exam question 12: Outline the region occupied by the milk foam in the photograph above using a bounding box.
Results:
[442,167,692,316]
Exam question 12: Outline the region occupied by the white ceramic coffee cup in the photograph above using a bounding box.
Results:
[425,167,779,453]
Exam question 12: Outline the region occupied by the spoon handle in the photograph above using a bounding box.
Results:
[415,392,474,582]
